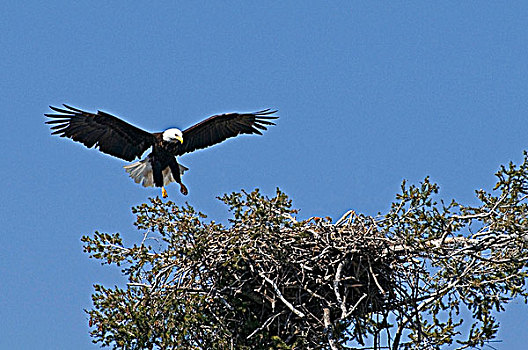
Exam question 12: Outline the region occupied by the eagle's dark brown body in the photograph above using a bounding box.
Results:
[150,133,187,194]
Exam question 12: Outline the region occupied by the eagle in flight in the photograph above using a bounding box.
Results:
[46,105,277,197]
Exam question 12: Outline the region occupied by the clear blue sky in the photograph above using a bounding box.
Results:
[2,2,527,349]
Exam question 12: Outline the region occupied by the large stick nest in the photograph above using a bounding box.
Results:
[193,210,401,347]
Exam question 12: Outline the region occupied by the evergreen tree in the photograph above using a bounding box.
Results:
[83,153,528,349]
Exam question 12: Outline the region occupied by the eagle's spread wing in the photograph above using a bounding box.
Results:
[45,105,156,161]
[173,109,278,156]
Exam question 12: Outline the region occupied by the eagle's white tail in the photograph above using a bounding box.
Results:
[123,158,188,187]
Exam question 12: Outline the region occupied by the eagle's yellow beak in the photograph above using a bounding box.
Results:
[176,136,183,144]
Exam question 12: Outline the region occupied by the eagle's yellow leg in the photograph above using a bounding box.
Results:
[162,186,168,198]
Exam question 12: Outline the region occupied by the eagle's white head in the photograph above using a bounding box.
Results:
[162,128,184,144]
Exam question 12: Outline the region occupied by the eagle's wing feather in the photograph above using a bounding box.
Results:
[174,109,278,156]
[45,105,156,161]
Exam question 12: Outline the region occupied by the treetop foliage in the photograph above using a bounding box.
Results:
[83,152,528,349]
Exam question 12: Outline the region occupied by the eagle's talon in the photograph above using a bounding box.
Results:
[180,184,188,196]
[162,187,168,198]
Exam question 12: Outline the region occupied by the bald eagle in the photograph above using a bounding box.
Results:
[45,105,277,197]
